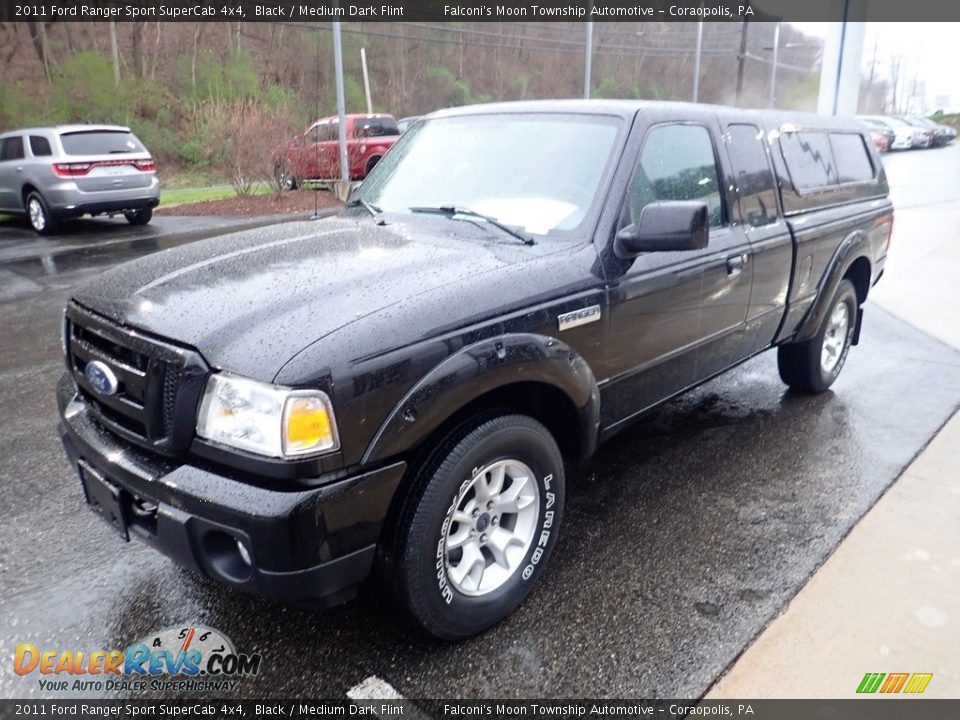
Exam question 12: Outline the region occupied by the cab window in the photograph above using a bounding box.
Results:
[628,124,723,228]
[727,124,778,227]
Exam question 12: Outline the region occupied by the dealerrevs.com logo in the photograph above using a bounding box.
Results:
[14,625,262,693]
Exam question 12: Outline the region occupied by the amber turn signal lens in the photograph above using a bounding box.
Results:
[283,395,338,455]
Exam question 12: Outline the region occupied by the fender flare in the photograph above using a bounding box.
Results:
[361,333,601,465]
[794,231,872,343]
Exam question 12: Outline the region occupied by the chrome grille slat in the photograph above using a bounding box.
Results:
[74,372,146,422]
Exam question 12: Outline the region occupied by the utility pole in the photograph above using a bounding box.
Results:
[692,21,703,102]
[584,21,593,99]
[361,48,373,114]
[332,21,349,189]
[735,21,748,105]
[769,22,780,108]
[864,36,878,111]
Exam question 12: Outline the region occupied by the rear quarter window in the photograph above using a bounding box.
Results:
[29,136,52,157]
[354,118,400,138]
[59,131,146,156]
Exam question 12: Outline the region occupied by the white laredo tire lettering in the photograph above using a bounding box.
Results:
[521,475,554,582]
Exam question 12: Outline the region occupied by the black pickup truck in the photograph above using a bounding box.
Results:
[58,101,892,639]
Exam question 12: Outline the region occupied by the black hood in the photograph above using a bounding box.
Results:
[72,217,542,381]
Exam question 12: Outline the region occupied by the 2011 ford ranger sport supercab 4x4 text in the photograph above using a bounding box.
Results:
[58,101,893,640]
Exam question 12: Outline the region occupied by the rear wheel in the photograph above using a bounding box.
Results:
[364,156,381,177]
[778,279,858,394]
[26,191,59,236]
[124,207,152,226]
[385,413,565,640]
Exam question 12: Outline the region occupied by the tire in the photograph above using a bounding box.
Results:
[26,191,59,236]
[364,156,382,177]
[386,413,565,640]
[275,161,297,191]
[778,279,858,394]
[124,207,152,226]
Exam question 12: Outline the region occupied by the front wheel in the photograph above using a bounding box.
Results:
[387,413,565,640]
[275,161,297,191]
[778,279,858,394]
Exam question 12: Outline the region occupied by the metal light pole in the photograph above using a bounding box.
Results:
[584,21,593,99]
[769,22,781,108]
[692,21,703,102]
[332,21,349,189]
[361,48,373,115]
[735,21,749,105]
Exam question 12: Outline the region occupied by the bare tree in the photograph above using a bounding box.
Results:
[26,22,52,82]
[149,22,161,80]
[1,23,21,69]
[108,21,120,86]
[131,21,145,79]
[191,24,205,91]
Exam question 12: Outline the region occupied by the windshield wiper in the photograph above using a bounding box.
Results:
[346,197,382,216]
[409,205,536,246]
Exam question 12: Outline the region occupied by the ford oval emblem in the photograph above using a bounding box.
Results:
[84,360,119,396]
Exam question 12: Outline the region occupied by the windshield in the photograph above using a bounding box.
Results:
[357,113,623,236]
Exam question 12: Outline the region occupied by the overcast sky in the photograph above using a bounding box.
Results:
[792,22,960,108]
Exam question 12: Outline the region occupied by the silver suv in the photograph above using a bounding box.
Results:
[0,125,160,235]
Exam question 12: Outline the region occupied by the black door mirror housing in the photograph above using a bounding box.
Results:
[614,201,710,259]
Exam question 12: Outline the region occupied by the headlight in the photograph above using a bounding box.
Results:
[196,372,339,458]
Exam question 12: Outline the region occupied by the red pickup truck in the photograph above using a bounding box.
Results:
[273,114,400,188]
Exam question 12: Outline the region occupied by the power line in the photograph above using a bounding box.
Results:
[275,21,746,60]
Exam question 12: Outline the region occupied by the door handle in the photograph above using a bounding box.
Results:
[726,253,750,276]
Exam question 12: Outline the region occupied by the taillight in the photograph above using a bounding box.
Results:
[53,162,92,177]
[875,213,894,253]
[134,159,156,172]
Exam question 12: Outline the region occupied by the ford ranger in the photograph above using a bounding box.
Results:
[58,100,892,640]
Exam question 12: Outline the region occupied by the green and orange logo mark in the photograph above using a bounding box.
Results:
[857,672,933,694]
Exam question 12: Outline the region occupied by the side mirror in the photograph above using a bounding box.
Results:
[614,201,709,259]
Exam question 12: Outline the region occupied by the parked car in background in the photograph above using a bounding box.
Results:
[0,125,159,235]
[906,117,955,146]
[857,116,921,150]
[397,116,421,133]
[273,114,400,189]
[896,117,937,148]
[867,128,892,152]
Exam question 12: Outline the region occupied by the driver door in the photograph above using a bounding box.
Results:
[602,120,753,426]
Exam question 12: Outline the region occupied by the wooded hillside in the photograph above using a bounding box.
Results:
[0,21,888,181]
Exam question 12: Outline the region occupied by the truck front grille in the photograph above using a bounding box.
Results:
[66,303,207,456]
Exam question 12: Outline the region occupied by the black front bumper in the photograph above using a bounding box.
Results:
[57,373,405,608]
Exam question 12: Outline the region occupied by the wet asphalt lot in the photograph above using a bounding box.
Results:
[2,147,960,700]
